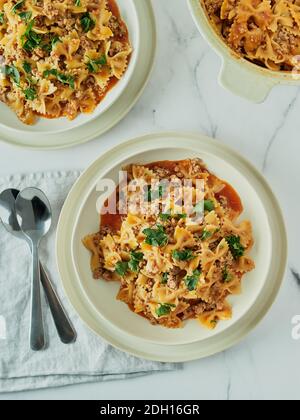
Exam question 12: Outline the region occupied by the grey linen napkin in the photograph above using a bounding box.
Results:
[0,171,179,393]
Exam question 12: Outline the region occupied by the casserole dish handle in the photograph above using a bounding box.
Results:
[219,60,278,103]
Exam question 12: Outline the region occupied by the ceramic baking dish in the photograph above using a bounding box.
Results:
[188,0,300,102]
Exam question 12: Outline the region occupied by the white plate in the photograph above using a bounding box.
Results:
[56,132,287,361]
[0,0,139,134]
[0,0,155,148]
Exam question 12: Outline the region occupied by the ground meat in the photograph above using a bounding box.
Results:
[167,267,186,290]
[181,301,216,320]
[274,25,297,56]
[93,267,114,281]
[108,16,127,39]
[204,0,224,16]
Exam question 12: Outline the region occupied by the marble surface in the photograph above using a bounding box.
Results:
[0,0,299,400]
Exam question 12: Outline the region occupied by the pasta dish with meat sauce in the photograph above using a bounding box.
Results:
[83,159,255,330]
[202,0,300,71]
[0,0,131,124]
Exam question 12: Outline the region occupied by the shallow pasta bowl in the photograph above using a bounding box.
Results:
[0,0,139,135]
[56,132,287,359]
[188,0,300,103]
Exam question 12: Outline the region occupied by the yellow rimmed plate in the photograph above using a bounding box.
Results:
[56,132,287,362]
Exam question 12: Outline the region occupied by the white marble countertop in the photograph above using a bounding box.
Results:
[0,0,300,400]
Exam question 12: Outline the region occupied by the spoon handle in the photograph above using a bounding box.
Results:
[30,245,45,351]
[40,263,77,344]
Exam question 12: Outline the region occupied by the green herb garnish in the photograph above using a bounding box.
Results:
[115,261,129,276]
[161,273,169,284]
[204,200,215,212]
[0,13,5,24]
[42,35,61,53]
[222,266,233,283]
[145,185,164,202]
[74,0,81,6]
[87,55,107,73]
[175,213,187,219]
[1,65,20,85]
[159,213,171,222]
[80,12,95,33]
[12,0,24,14]
[23,86,37,100]
[43,69,75,89]
[143,225,168,247]
[172,249,195,261]
[23,61,32,74]
[201,230,213,241]
[22,19,42,52]
[185,269,201,291]
[19,11,32,22]
[155,303,176,317]
[226,235,245,260]
[128,251,143,273]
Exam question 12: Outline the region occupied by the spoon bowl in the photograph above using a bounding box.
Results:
[0,189,23,239]
[16,188,52,243]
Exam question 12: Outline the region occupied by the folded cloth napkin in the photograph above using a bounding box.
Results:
[0,171,179,393]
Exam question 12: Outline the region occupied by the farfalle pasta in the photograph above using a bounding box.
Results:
[83,159,255,330]
[202,0,300,71]
[0,0,131,124]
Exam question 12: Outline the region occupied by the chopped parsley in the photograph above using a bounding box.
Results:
[87,55,107,73]
[161,272,169,284]
[226,235,245,260]
[23,87,37,100]
[145,185,164,202]
[115,252,144,275]
[23,61,32,74]
[155,303,176,317]
[1,65,20,85]
[201,230,213,241]
[172,249,195,261]
[143,225,168,247]
[80,12,95,33]
[115,261,129,277]
[128,251,143,273]
[159,213,171,222]
[222,266,232,283]
[194,200,215,214]
[175,213,187,219]
[204,200,215,212]
[0,13,4,25]
[185,269,201,291]
[43,69,75,89]
[19,11,32,22]
[22,19,42,52]
[42,35,61,53]
[11,0,24,14]
[159,213,186,222]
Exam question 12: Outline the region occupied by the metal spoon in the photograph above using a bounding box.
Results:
[15,188,49,350]
[0,189,77,347]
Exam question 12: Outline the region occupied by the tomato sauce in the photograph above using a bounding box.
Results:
[215,181,243,213]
